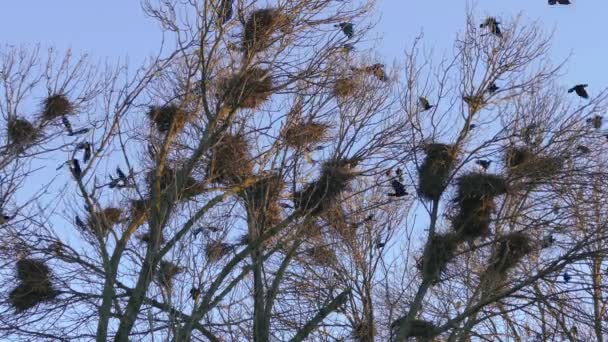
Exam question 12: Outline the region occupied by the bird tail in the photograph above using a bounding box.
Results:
[567,88,574,93]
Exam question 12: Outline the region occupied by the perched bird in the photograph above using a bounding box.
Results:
[480,17,502,37]
[586,115,603,129]
[418,97,433,111]
[576,145,590,154]
[563,271,571,283]
[190,287,201,301]
[61,116,73,135]
[469,124,477,129]
[76,142,92,163]
[568,84,588,99]
[335,22,354,39]
[395,167,403,181]
[475,159,492,170]
[75,215,87,230]
[70,159,82,179]
[365,214,374,222]
[375,236,385,249]
[487,82,499,94]
[109,167,129,189]
[388,179,408,197]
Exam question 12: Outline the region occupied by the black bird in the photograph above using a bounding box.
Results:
[487,82,499,94]
[190,287,201,301]
[469,124,477,129]
[109,167,129,189]
[335,22,354,39]
[192,227,204,236]
[541,234,554,249]
[418,97,433,111]
[475,159,492,170]
[61,116,73,135]
[75,215,87,230]
[549,0,571,4]
[388,179,408,197]
[586,115,603,129]
[70,159,82,179]
[480,17,502,37]
[76,142,92,163]
[576,145,590,154]
[218,0,233,24]
[563,271,571,283]
[375,236,385,249]
[568,84,588,99]
[365,214,374,222]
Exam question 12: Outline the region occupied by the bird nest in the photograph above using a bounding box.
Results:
[456,172,508,199]
[146,168,204,199]
[207,134,254,185]
[130,198,150,220]
[205,241,232,262]
[41,94,73,121]
[406,320,437,338]
[294,158,359,215]
[156,261,182,289]
[102,207,122,225]
[418,143,458,200]
[487,232,532,275]
[505,146,533,169]
[7,118,38,145]
[243,8,291,53]
[333,77,358,98]
[508,152,564,182]
[353,321,376,341]
[307,244,337,266]
[421,233,460,284]
[242,174,285,228]
[463,95,485,113]
[282,121,330,148]
[452,196,495,239]
[147,104,190,133]
[10,259,58,312]
[221,67,274,110]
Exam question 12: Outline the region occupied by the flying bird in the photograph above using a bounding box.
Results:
[487,82,499,94]
[568,84,588,99]
[480,17,502,37]
[190,287,201,301]
[335,22,354,39]
[586,115,603,129]
[388,179,408,197]
[475,159,492,170]
[418,97,433,111]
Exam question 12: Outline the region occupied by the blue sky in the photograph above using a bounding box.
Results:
[0,1,603,90]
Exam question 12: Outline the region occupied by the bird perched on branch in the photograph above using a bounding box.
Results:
[563,271,571,283]
[75,215,87,230]
[335,22,354,39]
[388,179,408,197]
[190,287,201,301]
[568,84,588,99]
[0,213,14,225]
[587,115,603,129]
[418,97,433,111]
[487,82,499,94]
[217,0,233,24]
[76,142,92,163]
[476,159,492,171]
[480,17,502,37]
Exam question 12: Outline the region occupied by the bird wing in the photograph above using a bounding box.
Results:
[419,97,429,107]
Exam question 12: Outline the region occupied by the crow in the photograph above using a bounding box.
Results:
[576,145,590,154]
[480,17,502,37]
[568,84,588,99]
[563,271,571,283]
[76,142,92,163]
[375,236,385,249]
[476,159,492,170]
[469,124,477,129]
[75,215,88,230]
[70,159,82,179]
[586,115,603,129]
[190,287,201,301]
[388,179,408,197]
[487,82,499,94]
[541,234,554,249]
[418,97,433,111]
[335,22,354,39]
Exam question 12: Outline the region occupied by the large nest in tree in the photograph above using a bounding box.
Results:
[130,198,149,220]
[282,121,330,148]
[322,206,353,242]
[333,77,358,98]
[487,232,533,275]
[242,173,284,228]
[353,321,376,341]
[221,67,274,109]
[294,158,359,215]
[147,104,189,133]
[243,8,291,53]
[390,317,437,339]
[7,118,38,145]
[41,94,73,121]
[505,146,533,169]
[137,231,166,245]
[507,151,564,182]
[421,233,460,284]
[207,134,253,185]
[156,261,182,289]
[205,241,232,262]
[418,143,458,200]
[10,259,58,312]
[456,173,508,199]
[306,244,337,266]
[146,168,204,199]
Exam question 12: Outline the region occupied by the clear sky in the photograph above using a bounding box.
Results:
[0,1,603,88]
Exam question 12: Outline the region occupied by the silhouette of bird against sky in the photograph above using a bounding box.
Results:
[76,142,92,164]
[587,115,602,129]
[75,215,87,230]
[388,179,408,197]
[0,213,13,225]
[335,22,354,39]
[190,287,200,301]
[487,82,499,94]
[568,84,588,99]
[563,271,571,283]
[418,97,433,111]
[480,17,502,37]
[476,159,492,171]
[549,0,571,5]
[109,167,129,189]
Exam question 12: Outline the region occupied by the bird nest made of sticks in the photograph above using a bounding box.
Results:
[156,261,182,289]
[418,143,458,200]
[207,134,254,185]
[130,198,150,220]
[505,146,533,169]
[353,321,376,341]
[456,172,508,200]
[205,241,232,262]
[10,259,59,312]
[508,153,564,182]
[241,173,285,229]
[406,319,438,339]
[282,121,330,149]
[147,104,190,133]
[221,67,274,110]
[421,233,460,284]
[306,244,338,266]
[487,232,533,276]
[294,158,359,215]
[333,77,359,99]
[41,94,73,121]
[7,118,38,145]
[146,168,204,199]
[101,207,123,225]
[243,8,291,53]
[322,206,353,243]
[137,231,166,245]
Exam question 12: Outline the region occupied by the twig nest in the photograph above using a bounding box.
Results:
[353,321,376,341]
[418,143,458,200]
[156,261,182,289]
[306,244,337,266]
[333,77,358,98]
[221,68,274,110]
[205,241,232,262]
[130,198,149,220]
[147,104,189,133]
[282,121,330,148]
[207,134,254,185]
[42,94,73,120]
[102,207,123,225]
[294,158,359,215]
[488,232,532,275]
[407,320,437,338]
[243,8,291,53]
[10,259,58,312]
[242,173,284,228]
[421,233,460,283]
[456,173,508,199]
[7,118,38,145]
